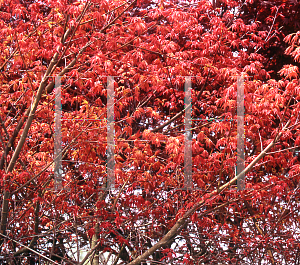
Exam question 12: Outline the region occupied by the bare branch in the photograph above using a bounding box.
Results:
[0,232,59,264]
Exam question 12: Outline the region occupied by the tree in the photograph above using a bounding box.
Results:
[0,0,299,264]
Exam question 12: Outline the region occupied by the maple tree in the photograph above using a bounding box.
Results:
[0,0,300,264]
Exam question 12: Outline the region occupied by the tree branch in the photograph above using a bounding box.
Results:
[126,121,290,265]
[244,200,276,265]
[0,232,59,264]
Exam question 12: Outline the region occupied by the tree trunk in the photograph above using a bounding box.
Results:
[90,224,100,265]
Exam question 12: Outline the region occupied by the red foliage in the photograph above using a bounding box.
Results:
[0,0,300,264]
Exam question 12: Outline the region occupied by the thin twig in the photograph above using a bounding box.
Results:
[0,232,59,264]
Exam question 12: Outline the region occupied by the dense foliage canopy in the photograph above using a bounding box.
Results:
[0,0,300,264]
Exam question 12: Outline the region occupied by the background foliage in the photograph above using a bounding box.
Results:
[0,0,300,264]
